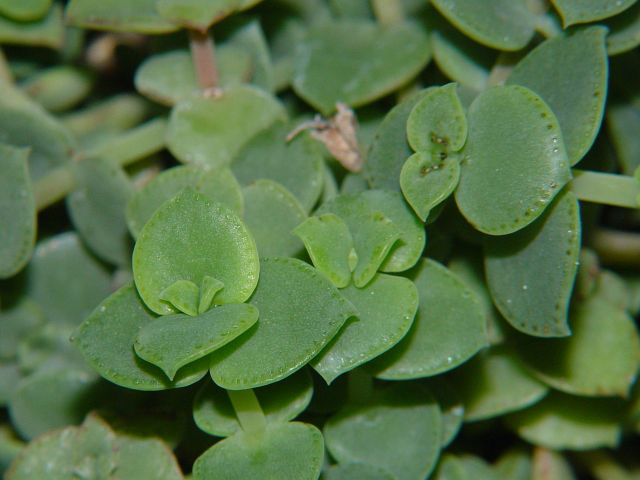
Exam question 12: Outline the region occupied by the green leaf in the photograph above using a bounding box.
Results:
[406,83,467,153]
[125,165,244,238]
[110,435,184,480]
[232,122,324,212]
[401,150,460,221]
[494,448,531,480]
[433,453,469,480]
[71,284,209,391]
[423,376,464,447]
[606,101,640,175]
[506,27,608,166]
[67,156,134,267]
[134,48,252,105]
[0,364,25,407]
[159,280,200,317]
[166,85,286,169]
[293,214,355,288]
[0,0,51,21]
[321,463,395,480]
[0,144,35,279]
[605,3,640,55]
[16,323,86,375]
[484,189,580,337]
[292,19,431,114]
[317,193,401,287]
[8,369,102,440]
[457,455,501,480]
[156,0,242,31]
[209,257,357,389]
[241,180,307,258]
[505,392,625,450]
[192,422,323,480]
[324,384,442,480]
[551,0,637,26]
[24,233,111,327]
[193,370,313,437]
[132,188,259,315]
[311,273,418,384]
[225,19,275,93]
[134,303,259,380]
[65,0,178,34]
[370,258,488,379]
[531,448,576,480]
[449,345,548,421]
[0,299,45,361]
[431,0,535,51]
[455,85,571,235]
[365,88,433,191]
[0,3,63,48]
[21,66,92,113]
[511,297,640,397]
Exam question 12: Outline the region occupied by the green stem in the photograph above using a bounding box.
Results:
[227,389,267,435]
[591,229,640,268]
[534,12,562,38]
[348,368,374,405]
[34,165,77,211]
[77,117,167,167]
[569,169,640,209]
[0,47,13,83]
[371,0,404,27]
[573,451,633,480]
[189,29,219,90]
[486,52,519,87]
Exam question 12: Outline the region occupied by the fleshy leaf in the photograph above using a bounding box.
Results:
[311,273,418,384]
[406,83,467,153]
[132,188,259,315]
[531,448,576,480]
[232,122,324,212]
[506,27,608,166]
[322,463,395,480]
[65,0,179,33]
[0,299,45,361]
[156,0,244,31]
[192,422,323,480]
[449,345,549,422]
[423,376,465,447]
[0,144,35,279]
[401,150,460,221]
[605,3,640,55]
[0,0,52,21]
[166,85,286,168]
[199,276,224,314]
[430,0,536,51]
[455,85,571,235]
[158,280,200,317]
[193,370,313,437]
[324,384,441,480]
[134,303,259,380]
[370,258,488,379]
[21,66,92,113]
[71,285,209,391]
[511,297,640,397]
[0,3,63,48]
[209,257,357,389]
[292,19,431,114]
[293,214,355,288]
[484,189,580,337]
[551,0,637,26]
[241,180,307,258]
[125,165,244,238]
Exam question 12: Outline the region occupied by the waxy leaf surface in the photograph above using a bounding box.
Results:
[551,0,637,26]
[321,463,394,480]
[370,259,488,379]
[0,0,51,21]
[324,385,441,480]
[423,376,464,447]
[209,257,357,389]
[166,85,286,168]
[484,189,580,337]
[134,303,259,380]
[506,27,608,166]
[192,422,323,480]
[293,20,430,114]
[156,0,243,31]
[65,0,178,33]
[0,3,63,48]
[605,3,640,55]
[311,274,418,384]
[132,188,259,314]
[21,66,91,114]
[193,370,313,437]
[455,85,571,235]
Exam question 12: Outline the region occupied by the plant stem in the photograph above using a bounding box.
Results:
[534,12,562,38]
[227,389,267,435]
[77,117,167,167]
[34,165,77,211]
[591,228,640,268]
[486,52,519,87]
[0,47,13,83]
[348,368,373,404]
[569,170,640,209]
[189,29,219,90]
[371,0,404,27]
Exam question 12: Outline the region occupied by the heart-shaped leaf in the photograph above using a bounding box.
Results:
[506,27,608,166]
[324,384,442,480]
[311,273,418,384]
[192,421,323,480]
[455,85,572,235]
[134,303,259,380]
[293,19,430,114]
[370,258,488,379]
[193,370,313,437]
[406,83,467,153]
[241,180,307,258]
[132,188,259,315]
[65,0,178,33]
[551,0,637,26]
[430,0,536,51]
[484,189,581,337]
[166,84,286,168]
[0,144,35,279]
[71,284,209,391]
[209,257,357,389]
